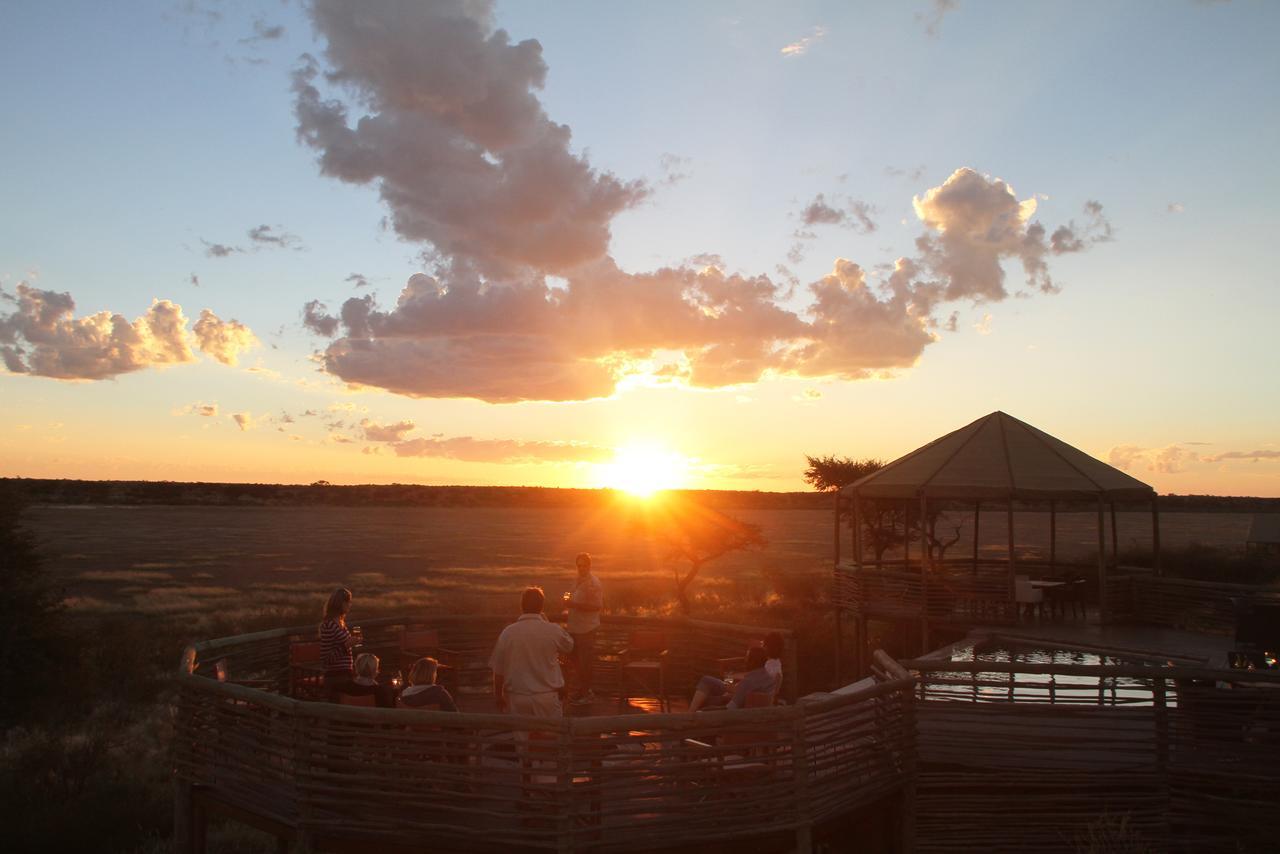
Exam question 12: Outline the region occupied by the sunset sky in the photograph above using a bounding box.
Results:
[2,0,1277,496]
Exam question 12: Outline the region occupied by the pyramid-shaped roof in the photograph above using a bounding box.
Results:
[840,411,1155,501]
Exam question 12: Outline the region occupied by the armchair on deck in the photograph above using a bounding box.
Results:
[618,630,670,712]
[399,627,461,690]
[289,641,325,699]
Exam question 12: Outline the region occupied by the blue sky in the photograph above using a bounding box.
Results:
[1,0,1277,495]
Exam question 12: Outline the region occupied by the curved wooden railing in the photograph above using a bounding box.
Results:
[1106,568,1280,635]
[172,615,917,853]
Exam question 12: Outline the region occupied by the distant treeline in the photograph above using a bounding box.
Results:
[0,478,832,510]
[2,478,1277,513]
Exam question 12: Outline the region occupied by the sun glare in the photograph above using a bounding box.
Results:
[597,443,689,497]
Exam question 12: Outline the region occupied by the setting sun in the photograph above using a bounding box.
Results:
[595,443,690,497]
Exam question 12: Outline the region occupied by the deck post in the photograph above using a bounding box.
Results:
[173,778,197,854]
[1097,496,1109,624]
[833,490,842,566]
[790,710,814,853]
[834,607,843,685]
[1151,494,1162,576]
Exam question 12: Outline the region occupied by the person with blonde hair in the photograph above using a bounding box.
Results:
[340,652,394,708]
[399,657,458,712]
[319,587,357,699]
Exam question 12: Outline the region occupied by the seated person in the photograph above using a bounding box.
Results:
[399,656,458,712]
[337,653,396,708]
[688,645,775,712]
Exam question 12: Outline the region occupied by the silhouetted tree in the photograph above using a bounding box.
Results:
[649,498,767,614]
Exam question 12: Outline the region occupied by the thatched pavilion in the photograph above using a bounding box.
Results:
[834,411,1161,671]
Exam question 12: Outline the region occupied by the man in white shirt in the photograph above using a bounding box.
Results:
[565,552,603,705]
[490,587,575,718]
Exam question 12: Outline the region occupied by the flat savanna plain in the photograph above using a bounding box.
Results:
[26,504,1252,631]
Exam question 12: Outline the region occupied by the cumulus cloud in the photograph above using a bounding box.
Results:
[1167,202,1185,214]
[302,299,340,337]
[292,0,646,279]
[345,272,370,288]
[361,418,415,442]
[231,412,255,431]
[192,309,258,366]
[0,283,257,379]
[1201,449,1280,463]
[391,435,612,463]
[781,26,827,57]
[0,283,195,379]
[913,168,1111,299]
[293,5,1108,403]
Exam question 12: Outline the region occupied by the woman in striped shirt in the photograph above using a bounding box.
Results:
[320,587,357,699]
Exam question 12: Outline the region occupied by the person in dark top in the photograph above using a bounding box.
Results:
[399,657,458,712]
[320,587,357,699]
[688,645,774,712]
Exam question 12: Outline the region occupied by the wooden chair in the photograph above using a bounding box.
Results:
[618,630,669,712]
[399,627,461,689]
[1014,576,1045,621]
[289,641,324,699]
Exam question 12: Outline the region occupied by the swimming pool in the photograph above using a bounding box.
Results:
[929,637,1178,706]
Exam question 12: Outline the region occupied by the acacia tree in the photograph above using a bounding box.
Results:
[650,499,766,615]
[803,454,960,562]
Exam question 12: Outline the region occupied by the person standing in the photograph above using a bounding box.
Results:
[565,552,603,705]
[490,587,575,718]
[319,587,357,700]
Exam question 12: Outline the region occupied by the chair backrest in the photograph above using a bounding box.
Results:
[402,628,441,650]
[629,630,666,654]
[338,692,378,707]
[290,641,322,665]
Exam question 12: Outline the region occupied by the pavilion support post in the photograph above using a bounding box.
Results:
[1049,500,1057,576]
[1097,496,1109,624]
[1152,494,1162,577]
[1007,501,1017,623]
[833,491,842,567]
[852,494,862,569]
[972,502,981,571]
[920,495,931,654]
[903,500,911,566]
[1110,501,1119,569]
[971,502,980,619]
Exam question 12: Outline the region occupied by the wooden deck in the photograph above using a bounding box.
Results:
[173,614,914,854]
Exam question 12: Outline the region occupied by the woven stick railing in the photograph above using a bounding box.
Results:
[175,616,905,852]
[1106,570,1280,636]
[901,658,1280,853]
